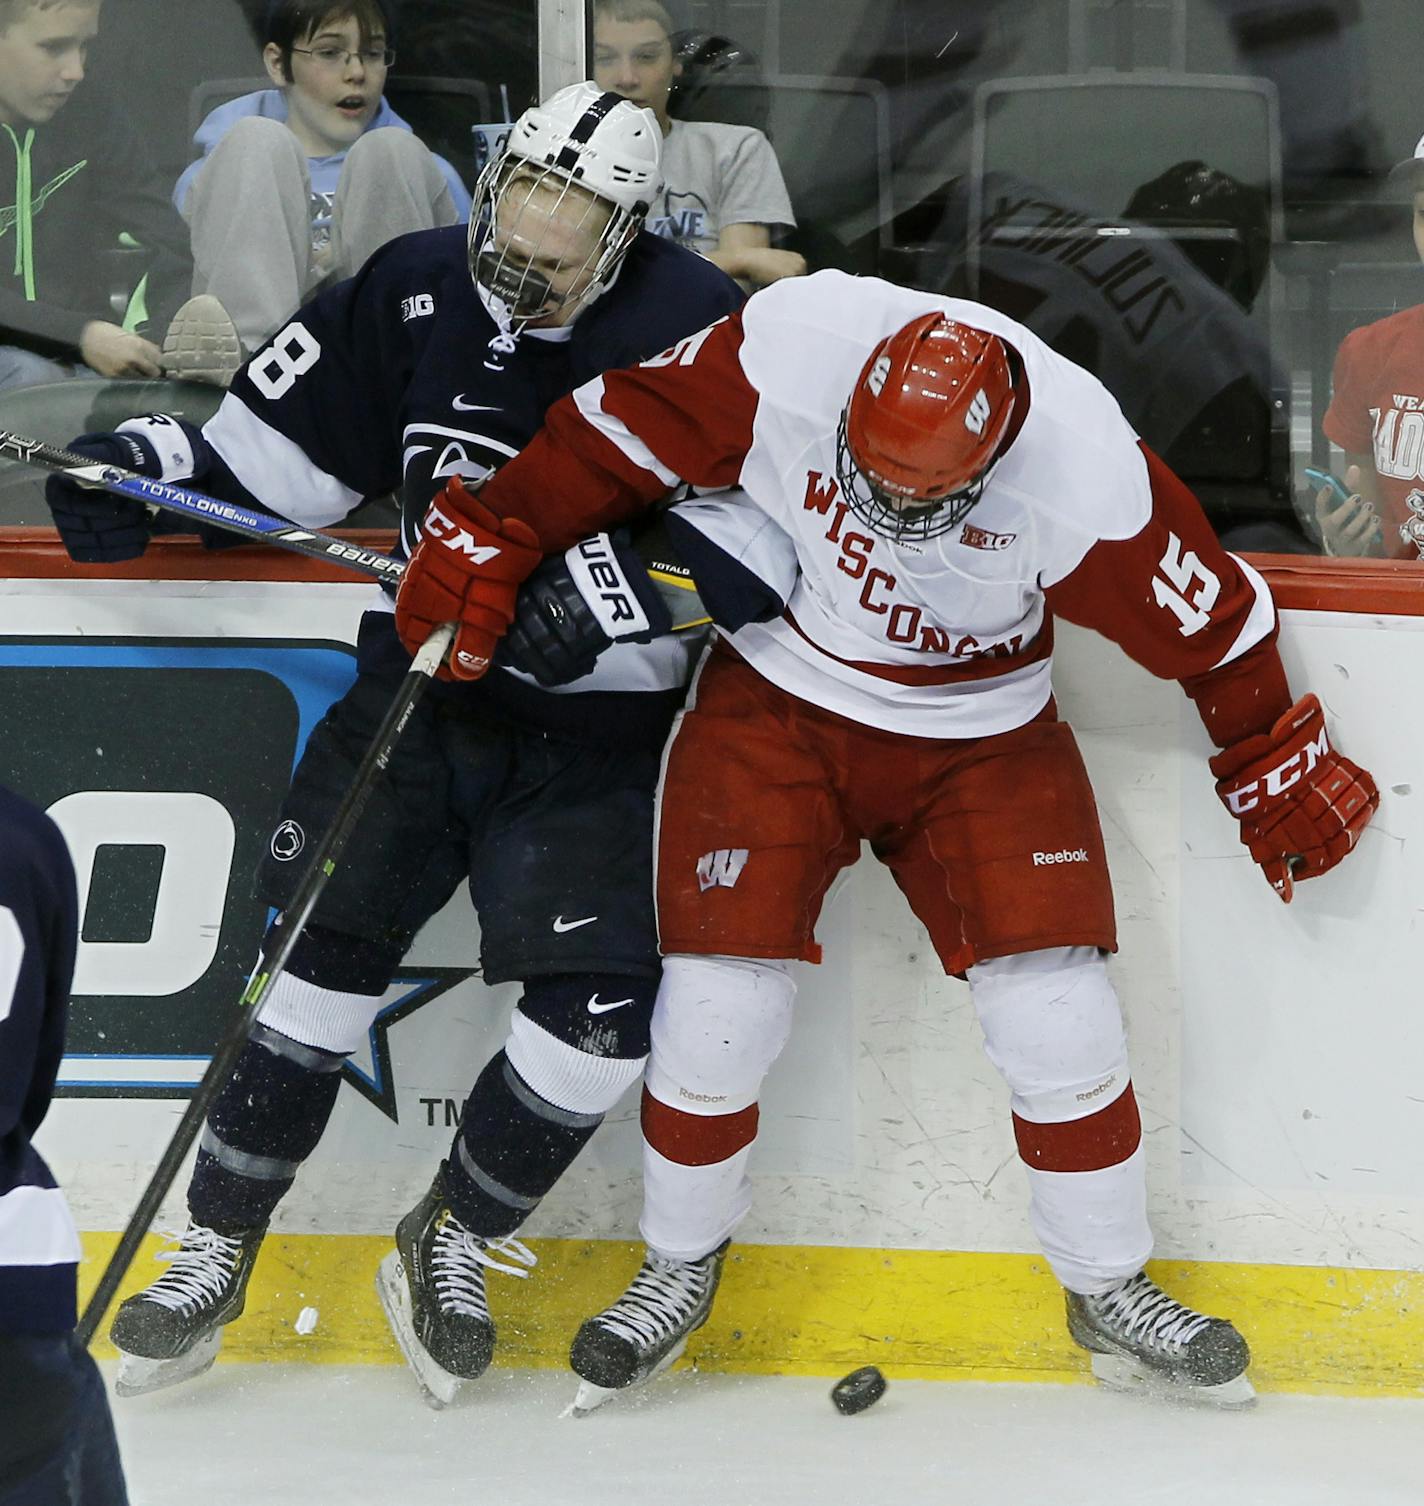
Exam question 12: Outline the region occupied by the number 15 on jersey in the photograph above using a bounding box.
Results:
[1152,532,1220,637]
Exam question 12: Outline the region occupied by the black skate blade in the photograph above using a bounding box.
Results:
[375,1251,462,1410]
[562,1339,689,1418]
[113,1328,223,1397]
[1089,1352,1257,1409]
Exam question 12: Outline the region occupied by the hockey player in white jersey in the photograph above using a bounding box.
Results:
[392,271,1379,1406]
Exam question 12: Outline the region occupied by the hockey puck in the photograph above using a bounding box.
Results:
[830,1365,887,1415]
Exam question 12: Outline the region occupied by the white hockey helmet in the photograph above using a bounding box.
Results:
[470,81,664,328]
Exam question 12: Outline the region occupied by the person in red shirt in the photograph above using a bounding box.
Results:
[1318,135,1424,557]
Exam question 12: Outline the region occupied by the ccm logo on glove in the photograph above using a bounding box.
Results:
[424,503,506,565]
[1219,727,1329,816]
[394,475,542,681]
[1210,693,1377,903]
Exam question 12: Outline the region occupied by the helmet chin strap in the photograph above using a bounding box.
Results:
[474,248,555,321]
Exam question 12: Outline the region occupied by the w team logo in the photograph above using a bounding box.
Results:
[697,848,749,891]
[964,388,992,435]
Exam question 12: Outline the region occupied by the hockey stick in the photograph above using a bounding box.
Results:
[0,429,404,585]
[74,619,456,1348]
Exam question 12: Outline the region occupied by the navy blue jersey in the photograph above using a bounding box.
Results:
[186,227,744,743]
[0,785,81,1336]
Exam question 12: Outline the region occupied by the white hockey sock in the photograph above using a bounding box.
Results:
[639,1140,754,1263]
[1027,1144,1152,1294]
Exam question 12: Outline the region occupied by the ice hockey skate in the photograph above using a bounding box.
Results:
[1066,1269,1255,1407]
[108,1222,267,1396]
[566,1242,727,1416]
[376,1164,537,1409]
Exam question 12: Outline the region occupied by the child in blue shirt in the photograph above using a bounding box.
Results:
[171,0,470,367]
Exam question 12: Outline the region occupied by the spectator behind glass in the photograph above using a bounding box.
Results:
[173,0,471,366]
[928,162,1300,552]
[592,0,804,289]
[0,0,193,392]
[1316,135,1424,559]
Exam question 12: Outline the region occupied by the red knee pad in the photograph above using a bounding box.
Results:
[1012,1083,1142,1172]
[641,1087,760,1166]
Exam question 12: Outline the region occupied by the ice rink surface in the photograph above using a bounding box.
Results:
[110,1364,1420,1506]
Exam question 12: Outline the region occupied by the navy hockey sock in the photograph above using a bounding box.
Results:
[445,1050,603,1239]
[188,1024,345,1229]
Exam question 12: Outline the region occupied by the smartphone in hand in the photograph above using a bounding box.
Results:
[1305,465,1383,554]
[1304,466,1354,504]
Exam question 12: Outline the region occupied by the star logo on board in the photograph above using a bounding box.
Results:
[340,966,475,1123]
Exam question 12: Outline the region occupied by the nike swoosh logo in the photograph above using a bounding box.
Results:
[453,395,499,412]
[552,914,598,933]
[588,995,635,1014]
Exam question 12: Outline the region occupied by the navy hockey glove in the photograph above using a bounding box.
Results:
[44,429,164,563]
[501,530,674,687]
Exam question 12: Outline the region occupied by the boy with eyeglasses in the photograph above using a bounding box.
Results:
[169,0,471,377]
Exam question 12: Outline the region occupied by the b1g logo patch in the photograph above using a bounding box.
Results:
[959,522,1016,552]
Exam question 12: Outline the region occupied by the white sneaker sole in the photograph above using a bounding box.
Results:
[563,1337,689,1418]
[375,1250,462,1410]
[1089,1351,1258,1408]
[161,294,243,388]
[113,1327,224,1397]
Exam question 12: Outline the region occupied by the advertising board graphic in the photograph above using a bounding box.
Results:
[0,636,471,1118]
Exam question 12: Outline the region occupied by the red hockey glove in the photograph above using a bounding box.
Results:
[395,476,542,681]
[1209,693,1377,903]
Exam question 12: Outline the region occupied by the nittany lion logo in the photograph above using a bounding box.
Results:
[271,819,305,861]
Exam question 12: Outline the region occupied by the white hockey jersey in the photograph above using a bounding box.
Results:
[480,270,1288,745]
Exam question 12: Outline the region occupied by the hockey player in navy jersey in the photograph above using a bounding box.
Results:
[0,786,129,1504]
[43,82,746,1406]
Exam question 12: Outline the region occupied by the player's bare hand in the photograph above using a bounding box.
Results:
[80,321,164,380]
[1315,465,1382,557]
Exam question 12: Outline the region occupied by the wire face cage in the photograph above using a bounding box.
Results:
[834,408,993,542]
[468,153,640,330]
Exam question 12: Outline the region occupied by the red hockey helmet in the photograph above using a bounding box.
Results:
[836,313,1018,541]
